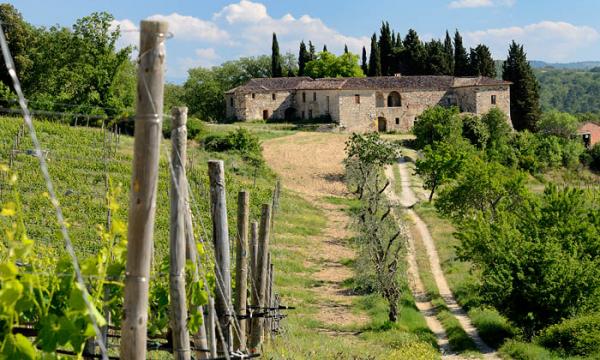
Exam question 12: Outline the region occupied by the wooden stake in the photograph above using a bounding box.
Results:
[234,191,250,351]
[207,297,218,358]
[250,221,259,282]
[120,20,167,360]
[249,204,272,352]
[208,160,232,353]
[169,107,191,360]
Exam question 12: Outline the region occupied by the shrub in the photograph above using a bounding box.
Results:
[202,128,263,166]
[590,143,600,171]
[187,117,206,139]
[462,115,489,149]
[388,341,440,360]
[470,307,518,349]
[499,340,558,360]
[537,110,579,139]
[535,135,563,169]
[537,312,600,357]
[560,139,585,169]
[413,106,462,149]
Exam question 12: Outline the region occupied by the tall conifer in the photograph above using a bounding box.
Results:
[361,46,369,75]
[309,41,316,60]
[444,30,454,75]
[502,41,541,131]
[271,33,283,77]
[368,33,381,77]
[454,30,470,76]
[298,40,310,76]
[379,22,393,75]
[402,29,425,75]
[471,44,496,78]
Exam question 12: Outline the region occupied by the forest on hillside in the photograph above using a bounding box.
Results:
[535,68,600,115]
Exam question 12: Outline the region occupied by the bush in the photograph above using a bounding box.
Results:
[202,128,263,166]
[470,307,518,349]
[413,106,462,149]
[388,341,440,360]
[499,340,558,360]
[537,312,600,357]
[590,143,600,171]
[462,115,489,149]
[187,117,206,139]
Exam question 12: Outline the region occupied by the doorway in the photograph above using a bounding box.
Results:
[377,117,387,132]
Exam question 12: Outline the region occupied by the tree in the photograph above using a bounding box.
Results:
[298,41,310,76]
[379,22,394,75]
[402,29,425,75]
[322,44,328,52]
[462,115,490,149]
[271,33,282,77]
[424,39,449,75]
[456,186,600,335]
[368,33,381,77]
[0,4,34,91]
[415,139,473,201]
[308,41,316,61]
[503,41,541,131]
[344,133,405,322]
[281,51,298,76]
[413,106,463,149]
[361,46,368,75]
[444,30,454,75]
[304,51,364,78]
[344,44,349,54]
[536,110,579,139]
[454,30,470,76]
[470,44,496,78]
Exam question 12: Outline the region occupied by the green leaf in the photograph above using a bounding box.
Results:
[0,263,18,279]
[2,333,36,360]
[0,279,23,308]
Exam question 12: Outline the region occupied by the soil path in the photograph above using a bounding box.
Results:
[262,132,369,329]
[384,165,452,355]
[391,158,499,359]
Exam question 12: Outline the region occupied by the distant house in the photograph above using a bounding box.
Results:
[224,75,511,133]
[577,121,600,148]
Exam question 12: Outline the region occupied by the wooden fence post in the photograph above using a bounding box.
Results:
[250,221,259,281]
[208,160,232,353]
[120,19,167,360]
[249,204,272,352]
[234,191,250,351]
[169,107,191,360]
[207,297,218,358]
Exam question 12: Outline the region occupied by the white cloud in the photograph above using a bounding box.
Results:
[215,1,369,56]
[195,48,219,60]
[110,19,138,49]
[214,0,269,23]
[147,13,229,42]
[467,21,600,61]
[449,0,514,8]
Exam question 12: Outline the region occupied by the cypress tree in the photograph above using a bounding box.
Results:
[424,39,447,75]
[379,21,393,75]
[471,44,496,78]
[298,40,310,76]
[344,44,349,54]
[361,46,368,75]
[323,44,328,52]
[368,33,381,77]
[271,33,283,77]
[444,30,454,75]
[402,29,425,75]
[502,41,541,131]
[286,68,295,77]
[454,30,470,76]
[309,41,316,61]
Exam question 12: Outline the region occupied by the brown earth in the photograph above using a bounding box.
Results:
[262,132,369,329]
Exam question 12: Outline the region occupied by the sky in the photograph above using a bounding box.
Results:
[10,0,600,82]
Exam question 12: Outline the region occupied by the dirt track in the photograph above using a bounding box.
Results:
[262,132,369,328]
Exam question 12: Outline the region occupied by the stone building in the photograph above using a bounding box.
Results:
[577,121,600,148]
[225,75,511,132]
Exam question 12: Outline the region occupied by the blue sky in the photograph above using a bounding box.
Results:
[10,0,600,82]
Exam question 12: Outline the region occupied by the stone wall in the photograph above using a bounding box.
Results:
[294,90,340,122]
[226,91,294,121]
[472,85,510,118]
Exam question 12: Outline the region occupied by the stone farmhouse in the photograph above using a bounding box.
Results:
[225,75,511,133]
[576,121,600,148]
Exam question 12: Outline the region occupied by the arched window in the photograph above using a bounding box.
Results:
[387,91,401,107]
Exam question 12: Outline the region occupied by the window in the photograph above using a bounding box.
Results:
[395,118,400,125]
[262,110,269,120]
[387,91,402,107]
[326,96,330,113]
[308,109,313,119]
[491,95,497,105]
[230,97,234,107]
[252,93,255,99]
[302,92,306,102]
[313,92,316,101]
[272,93,276,100]
[355,94,360,104]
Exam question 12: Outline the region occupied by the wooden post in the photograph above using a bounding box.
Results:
[269,262,275,338]
[234,191,250,351]
[169,107,191,360]
[250,221,259,281]
[120,20,167,360]
[208,160,232,353]
[249,204,272,352]
[207,297,218,358]
[264,255,272,339]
